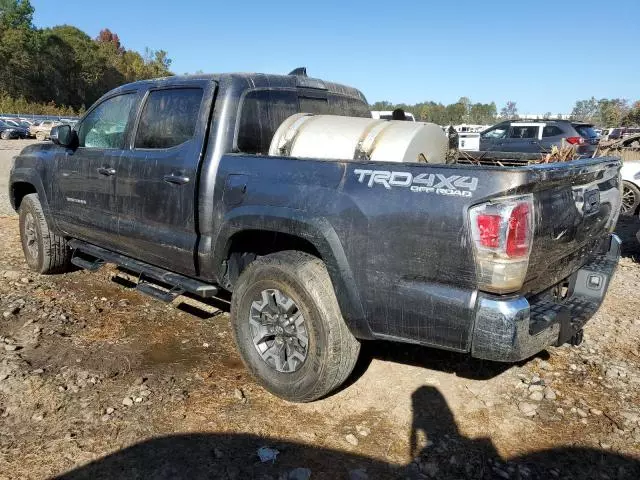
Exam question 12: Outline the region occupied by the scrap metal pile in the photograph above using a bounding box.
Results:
[596,134,640,162]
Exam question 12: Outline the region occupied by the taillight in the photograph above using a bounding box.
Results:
[469,195,534,293]
[565,136,584,145]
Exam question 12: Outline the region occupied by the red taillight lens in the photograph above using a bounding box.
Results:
[477,214,501,248]
[565,136,584,145]
[506,203,530,257]
[469,195,534,293]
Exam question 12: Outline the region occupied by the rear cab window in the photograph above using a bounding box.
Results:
[135,88,204,149]
[236,89,370,154]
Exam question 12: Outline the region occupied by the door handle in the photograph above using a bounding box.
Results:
[163,173,190,185]
[97,166,116,176]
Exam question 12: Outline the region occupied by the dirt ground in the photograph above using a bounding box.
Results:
[1,139,639,479]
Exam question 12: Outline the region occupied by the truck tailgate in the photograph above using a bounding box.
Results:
[522,157,621,294]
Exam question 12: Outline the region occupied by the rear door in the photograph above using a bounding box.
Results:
[539,124,566,151]
[114,80,216,275]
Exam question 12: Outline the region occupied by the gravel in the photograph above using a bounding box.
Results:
[518,402,538,417]
[345,433,359,446]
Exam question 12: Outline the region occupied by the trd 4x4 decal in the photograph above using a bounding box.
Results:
[353,169,479,198]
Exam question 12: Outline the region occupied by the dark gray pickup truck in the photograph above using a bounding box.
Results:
[9,71,622,401]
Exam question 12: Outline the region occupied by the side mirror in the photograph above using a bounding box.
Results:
[51,125,76,147]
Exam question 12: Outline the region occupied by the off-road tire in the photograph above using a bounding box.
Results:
[0,130,11,140]
[35,131,46,141]
[18,193,71,274]
[230,250,360,402]
[621,181,640,216]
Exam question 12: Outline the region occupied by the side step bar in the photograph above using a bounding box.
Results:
[68,239,218,300]
[136,281,184,303]
[71,254,104,272]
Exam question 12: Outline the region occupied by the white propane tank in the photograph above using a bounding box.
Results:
[268,113,448,163]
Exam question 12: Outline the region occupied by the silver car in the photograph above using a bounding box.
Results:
[480,120,599,156]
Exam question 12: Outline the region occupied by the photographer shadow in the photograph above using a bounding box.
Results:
[55,385,639,480]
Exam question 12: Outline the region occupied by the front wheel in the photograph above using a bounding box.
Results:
[230,251,360,402]
[35,131,46,141]
[621,181,640,216]
[19,193,71,274]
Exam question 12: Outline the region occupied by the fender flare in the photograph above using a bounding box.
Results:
[9,169,57,232]
[211,205,373,339]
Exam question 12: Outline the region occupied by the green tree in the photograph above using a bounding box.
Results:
[570,97,599,122]
[0,0,173,113]
[500,101,518,120]
[598,98,628,127]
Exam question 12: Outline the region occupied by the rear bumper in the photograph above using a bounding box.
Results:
[470,233,621,362]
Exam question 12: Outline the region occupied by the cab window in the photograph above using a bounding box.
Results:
[78,93,136,149]
[482,124,509,139]
[135,88,203,149]
[509,126,539,139]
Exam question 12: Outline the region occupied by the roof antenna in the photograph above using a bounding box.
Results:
[288,67,307,77]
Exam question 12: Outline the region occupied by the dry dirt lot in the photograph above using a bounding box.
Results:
[1,139,640,479]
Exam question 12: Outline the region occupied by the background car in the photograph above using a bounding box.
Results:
[620,160,640,217]
[480,119,599,156]
[0,119,29,139]
[29,120,60,141]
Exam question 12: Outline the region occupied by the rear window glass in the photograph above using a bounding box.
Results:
[509,126,539,139]
[573,124,597,138]
[237,89,370,154]
[542,126,563,137]
[135,88,203,149]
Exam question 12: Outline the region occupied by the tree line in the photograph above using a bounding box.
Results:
[370,97,499,125]
[0,0,172,116]
[570,97,640,127]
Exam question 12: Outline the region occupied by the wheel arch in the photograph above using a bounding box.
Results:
[212,207,373,339]
[622,179,640,215]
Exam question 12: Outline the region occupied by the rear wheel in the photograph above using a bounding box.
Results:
[0,130,11,140]
[35,131,46,141]
[230,251,360,402]
[621,181,640,216]
[19,193,71,274]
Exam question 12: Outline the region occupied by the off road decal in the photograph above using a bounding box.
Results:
[353,169,478,198]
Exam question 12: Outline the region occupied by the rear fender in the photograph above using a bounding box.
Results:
[211,205,373,339]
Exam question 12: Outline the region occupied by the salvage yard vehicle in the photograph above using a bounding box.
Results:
[480,120,599,156]
[29,119,59,141]
[9,71,623,402]
[0,119,29,139]
[620,160,640,217]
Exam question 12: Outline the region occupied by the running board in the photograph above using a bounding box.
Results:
[136,281,184,303]
[71,254,104,272]
[68,239,218,299]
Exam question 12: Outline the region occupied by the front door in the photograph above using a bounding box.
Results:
[479,122,509,151]
[53,92,139,249]
[114,81,215,276]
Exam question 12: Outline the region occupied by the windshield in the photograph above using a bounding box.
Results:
[573,124,597,138]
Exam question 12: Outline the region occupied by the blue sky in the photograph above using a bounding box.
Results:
[32,0,639,114]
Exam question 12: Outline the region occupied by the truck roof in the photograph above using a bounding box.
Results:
[109,72,368,103]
